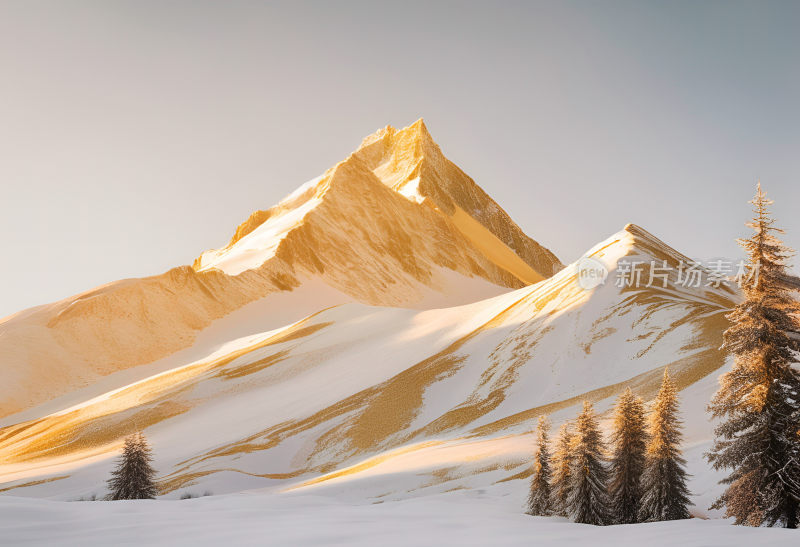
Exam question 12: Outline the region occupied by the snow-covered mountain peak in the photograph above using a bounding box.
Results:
[573,223,740,313]
[194,120,562,285]
[580,223,697,268]
[357,118,434,156]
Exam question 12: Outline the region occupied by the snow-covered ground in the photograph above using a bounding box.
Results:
[1,487,796,546]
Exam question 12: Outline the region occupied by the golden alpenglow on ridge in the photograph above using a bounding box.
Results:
[0,120,561,418]
[195,119,562,285]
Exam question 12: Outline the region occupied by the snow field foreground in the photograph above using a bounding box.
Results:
[0,488,796,547]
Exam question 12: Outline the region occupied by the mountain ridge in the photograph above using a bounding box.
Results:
[0,120,562,418]
[0,224,737,510]
[195,119,562,282]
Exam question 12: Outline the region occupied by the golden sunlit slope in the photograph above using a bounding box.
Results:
[0,121,561,419]
[352,119,562,280]
[0,225,737,503]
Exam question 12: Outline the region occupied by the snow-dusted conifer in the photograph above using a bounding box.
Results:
[609,387,648,524]
[527,415,553,516]
[707,182,800,528]
[549,422,574,517]
[107,432,159,500]
[566,401,611,525]
[639,369,691,522]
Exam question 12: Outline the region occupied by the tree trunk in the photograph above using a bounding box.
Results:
[786,498,798,529]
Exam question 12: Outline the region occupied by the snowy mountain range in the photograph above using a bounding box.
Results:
[0,120,738,519]
[0,120,559,418]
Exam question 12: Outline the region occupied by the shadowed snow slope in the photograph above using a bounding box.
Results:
[0,224,738,517]
[0,120,561,418]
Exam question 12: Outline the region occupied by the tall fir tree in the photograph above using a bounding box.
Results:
[639,368,692,522]
[707,182,800,528]
[549,422,574,517]
[527,415,553,516]
[566,401,612,525]
[609,387,648,524]
[107,431,159,500]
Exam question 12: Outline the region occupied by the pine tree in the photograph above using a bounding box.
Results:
[639,368,692,522]
[549,422,574,517]
[107,432,159,500]
[527,415,553,516]
[566,401,612,525]
[609,387,648,524]
[707,182,800,528]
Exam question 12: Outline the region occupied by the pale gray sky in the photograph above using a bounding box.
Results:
[1,0,798,318]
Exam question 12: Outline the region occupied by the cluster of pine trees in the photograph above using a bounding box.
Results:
[527,369,691,525]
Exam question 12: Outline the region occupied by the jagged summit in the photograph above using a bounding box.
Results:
[354,118,447,196]
[195,120,562,285]
[201,119,438,262]
[357,118,434,153]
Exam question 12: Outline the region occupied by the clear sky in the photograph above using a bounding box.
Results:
[1,0,798,318]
